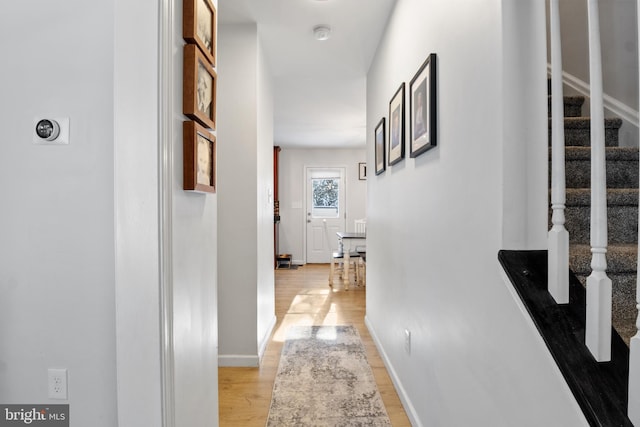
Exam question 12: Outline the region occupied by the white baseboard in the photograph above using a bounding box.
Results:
[219,316,276,367]
[258,315,277,361]
[218,354,260,367]
[547,64,639,127]
[364,316,423,427]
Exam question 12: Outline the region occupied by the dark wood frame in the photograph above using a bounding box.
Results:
[388,83,405,166]
[183,0,216,66]
[183,120,216,193]
[184,44,217,130]
[374,118,386,175]
[410,53,437,158]
[358,162,367,180]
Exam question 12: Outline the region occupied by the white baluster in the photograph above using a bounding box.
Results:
[548,0,570,304]
[627,2,640,422]
[585,0,612,362]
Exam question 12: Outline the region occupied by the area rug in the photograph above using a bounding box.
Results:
[266,325,392,426]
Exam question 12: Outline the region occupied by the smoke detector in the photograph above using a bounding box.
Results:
[313,25,332,41]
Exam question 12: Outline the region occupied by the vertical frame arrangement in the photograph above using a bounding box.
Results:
[409,53,437,157]
[374,118,386,175]
[183,121,216,193]
[183,0,217,193]
[388,83,405,165]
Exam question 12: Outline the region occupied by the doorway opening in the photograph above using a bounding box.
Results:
[305,167,346,263]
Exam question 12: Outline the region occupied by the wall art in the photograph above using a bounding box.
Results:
[410,53,437,157]
[374,118,386,175]
[183,44,217,130]
[183,0,216,66]
[388,83,405,165]
[183,120,216,193]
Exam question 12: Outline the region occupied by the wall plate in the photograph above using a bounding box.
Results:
[33,117,70,145]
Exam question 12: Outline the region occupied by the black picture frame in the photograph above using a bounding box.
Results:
[410,53,437,158]
[388,83,405,166]
[374,118,386,175]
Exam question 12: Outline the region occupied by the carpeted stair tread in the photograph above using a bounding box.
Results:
[569,244,638,274]
[560,116,623,129]
[548,117,623,147]
[565,188,639,205]
[548,95,585,118]
[564,146,639,160]
[555,146,639,189]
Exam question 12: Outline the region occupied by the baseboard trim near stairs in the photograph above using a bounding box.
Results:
[547,64,639,129]
[499,250,632,427]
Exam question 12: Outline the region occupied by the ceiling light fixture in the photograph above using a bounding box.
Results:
[313,25,332,41]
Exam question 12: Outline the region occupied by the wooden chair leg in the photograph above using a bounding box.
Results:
[329,257,335,287]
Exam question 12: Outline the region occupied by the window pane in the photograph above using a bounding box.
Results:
[312,178,339,218]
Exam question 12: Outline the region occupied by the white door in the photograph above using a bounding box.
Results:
[306,167,346,263]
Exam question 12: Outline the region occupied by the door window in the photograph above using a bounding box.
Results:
[311,178,340,218]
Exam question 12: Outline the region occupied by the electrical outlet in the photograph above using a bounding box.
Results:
[404,329,411,355]
[48,368,68,400]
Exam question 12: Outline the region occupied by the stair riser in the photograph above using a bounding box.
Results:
[558,205,638,244]
[570,247,638,274]
[558,159,639,189]
[548,100,583,118]
[548,126,620,147]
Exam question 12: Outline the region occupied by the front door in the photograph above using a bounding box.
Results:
[306,167,346,263]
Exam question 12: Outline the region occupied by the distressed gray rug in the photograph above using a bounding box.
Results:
[266,325,392,426]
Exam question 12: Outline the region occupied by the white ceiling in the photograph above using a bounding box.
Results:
[218,0,396,148]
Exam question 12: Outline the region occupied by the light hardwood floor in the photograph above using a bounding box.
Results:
[218,263,412,426]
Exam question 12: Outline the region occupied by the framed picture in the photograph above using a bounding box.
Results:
[183,0,216,66]
[374,118,386,175]
[183,120,216,193]
[410,53,437,157]
[358,162,367,180]
[388,83,405,165]
[184,44,217,130]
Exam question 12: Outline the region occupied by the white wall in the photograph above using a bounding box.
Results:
[114,0,163,425]
[0,2,220,426]
[0,2,118,426]
[218,23,276,366]
[171,0,219,424]
[278,148,367,264]
[256,37,277,356]
[365,1,587,426]
[502,0,549,249]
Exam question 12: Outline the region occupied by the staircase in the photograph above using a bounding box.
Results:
[549,91,640,345]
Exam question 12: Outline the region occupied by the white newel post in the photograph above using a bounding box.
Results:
[585,0,612,362]
[627,2,640,422]
[548,0,570,304]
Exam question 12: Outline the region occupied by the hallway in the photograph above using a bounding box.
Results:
[218,264,411,426]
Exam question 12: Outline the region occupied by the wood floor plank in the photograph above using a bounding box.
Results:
[219,264,411,426]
